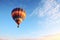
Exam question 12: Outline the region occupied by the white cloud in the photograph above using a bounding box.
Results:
[39,33,60,40]
[1,34,60,40]
[30,0,60,35]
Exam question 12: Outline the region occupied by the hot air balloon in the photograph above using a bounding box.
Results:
[11,8,26,28]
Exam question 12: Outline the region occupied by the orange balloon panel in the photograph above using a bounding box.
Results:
[12,10,26,20]
[19,11,26,20]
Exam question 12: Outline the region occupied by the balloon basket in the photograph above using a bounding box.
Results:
[17,25,19,28]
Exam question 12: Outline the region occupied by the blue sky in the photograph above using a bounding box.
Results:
[0,0,60,39]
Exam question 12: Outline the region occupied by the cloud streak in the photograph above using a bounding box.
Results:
[30,0,60,35]
[0,33,60,40]
[40,33,60,40]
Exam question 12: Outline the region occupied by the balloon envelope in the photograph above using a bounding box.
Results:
[11,8,26,28]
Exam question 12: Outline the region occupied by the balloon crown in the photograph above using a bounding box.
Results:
[12,8,24,13]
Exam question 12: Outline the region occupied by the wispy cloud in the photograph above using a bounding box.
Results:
[30,0,60,35]
[1,33,60,40]
[31,0,60,17]
[40,33,60,40]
